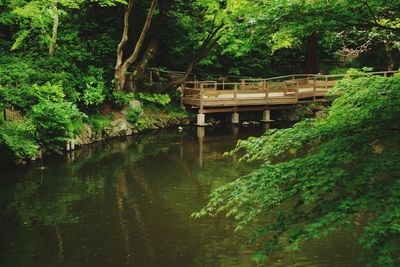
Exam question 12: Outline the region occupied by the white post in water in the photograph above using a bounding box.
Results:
[261,109,273,122]
[66,139,75,152]
[197,113,207,126]
[231,112,239,124]
[197,127,205,167]
[66,141,70,152]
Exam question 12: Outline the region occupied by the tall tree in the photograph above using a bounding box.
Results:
[48,0,59,56]
[114,0,158,91]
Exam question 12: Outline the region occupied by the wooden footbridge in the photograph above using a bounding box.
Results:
[181,71,396,125]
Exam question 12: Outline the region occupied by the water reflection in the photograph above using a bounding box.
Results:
[0,125,361,267]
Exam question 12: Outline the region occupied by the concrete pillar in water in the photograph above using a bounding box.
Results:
[66,139,75,152]
[66,141,71,152]
[197,127,205,167]
[197,127,205,139]
[196,113,207,126]
[261,109,273,122]
[232,125,239,139]
[262,122,270,132]
[231,112,239,124]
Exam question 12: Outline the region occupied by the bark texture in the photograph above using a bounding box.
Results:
[304,33,319,74]
[49,0,59,56]
[384,42,395,71]
[115,0,158,91]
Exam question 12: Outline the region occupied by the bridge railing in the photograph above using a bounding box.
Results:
[182,71,398,106]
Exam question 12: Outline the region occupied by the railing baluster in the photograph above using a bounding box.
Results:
[313,78,317,102]
[234,84,238,104]
[199,84,204,114]
[325,76,328,90]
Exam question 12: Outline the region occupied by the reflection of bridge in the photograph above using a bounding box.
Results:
[181,71,395,126]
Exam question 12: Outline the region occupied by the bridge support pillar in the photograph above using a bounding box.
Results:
[231,112,240,124]
[66,139,75,152]
[196,113,207,126]
[261,109,273,123]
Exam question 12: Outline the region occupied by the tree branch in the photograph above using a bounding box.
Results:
[122,0,158,70]
[116,0,133,69]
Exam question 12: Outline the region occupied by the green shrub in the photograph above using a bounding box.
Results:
[0,119,39,159]
[28,101,84,151]
[126,105,144,123]
[0,82,65,112]
[86,114,112,133]
[82,66,106,107]
[163,104,188,119]
[112,91,135,106]
[134,118,153,132]
[136,93,171,107]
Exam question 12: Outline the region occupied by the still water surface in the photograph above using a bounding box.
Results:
[0,125,361,267]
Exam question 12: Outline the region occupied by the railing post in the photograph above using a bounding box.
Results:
[234,84,238,104]
[325,76,328,90]
[313,77,317,102]
[199,84,204,114]
[283,84,286,97]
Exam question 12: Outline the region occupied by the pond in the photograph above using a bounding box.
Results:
[0,125,361,267]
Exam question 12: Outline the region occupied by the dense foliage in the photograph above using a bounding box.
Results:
[0,0,399,264]
[0,119,39,159]
[195,73,400,266]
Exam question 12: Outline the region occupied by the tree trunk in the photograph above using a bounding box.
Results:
[127,39,159,91]
[115,0,158,91]
[49,0,59,56]
[155,24,224,92]
[115,0,134,91]
[384,42,395,71]
[154,61,195,93]
[304,33,319,74]
[132,39,159,78]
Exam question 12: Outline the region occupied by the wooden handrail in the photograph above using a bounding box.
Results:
[183,70,398,99]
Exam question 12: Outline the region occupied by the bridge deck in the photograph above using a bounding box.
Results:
[182,71,395,114]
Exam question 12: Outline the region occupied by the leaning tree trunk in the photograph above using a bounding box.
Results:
[384,42,395,71]
[154,24,224,93]
[114,0,158,91]
[128,39,159,91]
[304,33,319,74]
[154,61,195,93]
[49,0,59,56]
[132,39,159,78]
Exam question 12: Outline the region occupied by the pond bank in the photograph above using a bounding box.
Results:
[74,109,191,147]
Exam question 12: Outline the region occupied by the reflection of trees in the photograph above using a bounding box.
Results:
[4,164,106,266]
[115,165,157,266]
[1,128,264,267]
